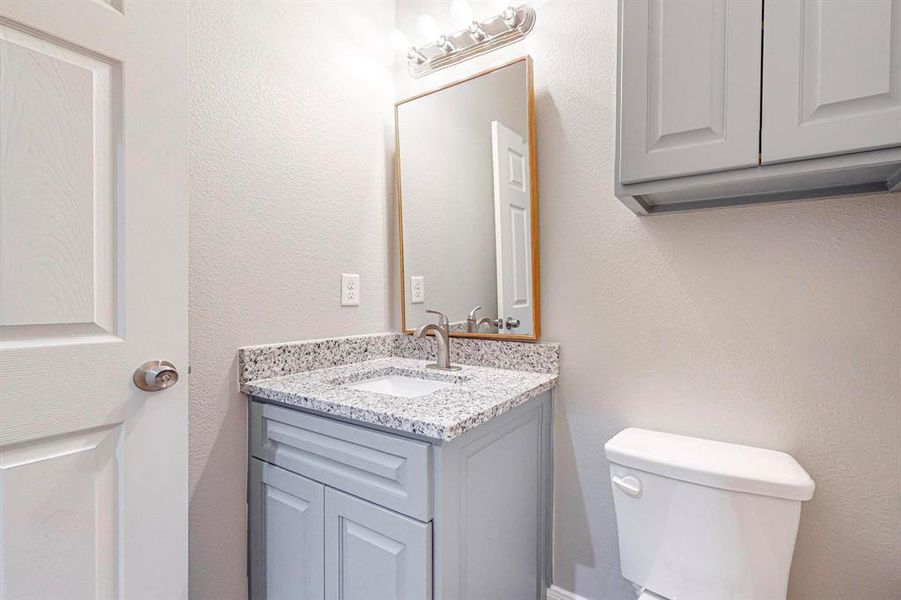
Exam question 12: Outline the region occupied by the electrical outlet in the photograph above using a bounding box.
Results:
[341,273,360,306]
[410,276,425,304]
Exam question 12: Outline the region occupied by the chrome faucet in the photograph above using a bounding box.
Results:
[477,317,494,330]
[414,309,461,371]
[466,305,482,333]
[467,305,498,333]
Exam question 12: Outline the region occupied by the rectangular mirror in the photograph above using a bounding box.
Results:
[395,56,539,340]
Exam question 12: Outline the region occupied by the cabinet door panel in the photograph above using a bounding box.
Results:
[325,489,431,600]
[619,0,762,183]
[762,0,901,163]
[250,459,325,600]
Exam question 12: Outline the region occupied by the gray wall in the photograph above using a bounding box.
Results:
[395,2,901,599]
[188,2,395,598]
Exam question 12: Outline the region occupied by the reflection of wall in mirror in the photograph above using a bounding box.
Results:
[399,61,528,332]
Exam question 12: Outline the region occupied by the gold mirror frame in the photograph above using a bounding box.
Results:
[395,56,540,342]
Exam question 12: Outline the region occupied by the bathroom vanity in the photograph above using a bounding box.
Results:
[240,335,558,600]
[241,53,554,599]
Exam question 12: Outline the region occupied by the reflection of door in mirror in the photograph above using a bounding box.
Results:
[492,121,533,335]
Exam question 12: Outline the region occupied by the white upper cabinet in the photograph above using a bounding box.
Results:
[762,0,901,163]
[618,0,763,184]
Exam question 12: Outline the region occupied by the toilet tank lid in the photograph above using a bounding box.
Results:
[604,428,815,501]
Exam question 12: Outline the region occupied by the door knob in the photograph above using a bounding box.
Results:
[505,317,521,329]
[133,360,179,391]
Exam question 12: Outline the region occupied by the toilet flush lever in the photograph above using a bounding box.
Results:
[612,474,642,498]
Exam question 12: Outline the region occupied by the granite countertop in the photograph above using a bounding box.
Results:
[241,357,557,441]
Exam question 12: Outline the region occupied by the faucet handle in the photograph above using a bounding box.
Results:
[425,309,449,328]
[468,305,482,320]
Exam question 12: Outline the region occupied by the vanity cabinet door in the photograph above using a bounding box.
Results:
[761,0,901,163]
[250,459,325,600]
[324,488,432,600]
[618,0,763,183]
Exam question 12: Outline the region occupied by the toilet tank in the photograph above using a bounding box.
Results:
[604,429,815,600]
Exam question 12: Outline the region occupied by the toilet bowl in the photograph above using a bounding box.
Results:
[605,428,815,600]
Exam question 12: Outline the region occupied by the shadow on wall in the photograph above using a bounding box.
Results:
[189,358,249,599]
[537,84,638,597]
[551,386,595,578]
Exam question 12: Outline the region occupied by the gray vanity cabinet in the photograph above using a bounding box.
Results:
[248,392,553,600]
[616,0,901,214]
[324,488,432,600]
[250,459,325,600]
[250,459,430,600]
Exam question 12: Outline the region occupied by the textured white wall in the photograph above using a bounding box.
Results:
[188,2,395,598]
[395,2,901,599]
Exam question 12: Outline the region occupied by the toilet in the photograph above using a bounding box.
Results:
[605,428,815,600]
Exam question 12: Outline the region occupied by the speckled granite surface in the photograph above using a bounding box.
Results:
[241,357,557,440]
[239,332,559,385]
[239,333,394,383]
[393,335,559,375]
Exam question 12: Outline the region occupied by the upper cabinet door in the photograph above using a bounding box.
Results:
[762,0,901,163]
[618,0,763,184]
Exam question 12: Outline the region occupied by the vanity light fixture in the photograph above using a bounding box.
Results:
[391,28,428,65]
[437,34,456,54]
[408,49,428,64]
[453,0,488,42]
[502,6,518,28]
[394,4,536,78]
[467,21,489,42]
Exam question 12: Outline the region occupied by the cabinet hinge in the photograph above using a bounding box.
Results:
[758,152,763,164]
[761,19,765,30]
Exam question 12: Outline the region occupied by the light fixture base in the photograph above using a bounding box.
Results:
[407,5,536,79]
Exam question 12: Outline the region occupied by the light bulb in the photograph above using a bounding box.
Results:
[417,14,440,41]
[389,29,410,51]
[451,0,474,24]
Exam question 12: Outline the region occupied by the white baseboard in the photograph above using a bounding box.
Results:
[547,584,590,600]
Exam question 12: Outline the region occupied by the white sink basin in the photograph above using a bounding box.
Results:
[344,374,454,398]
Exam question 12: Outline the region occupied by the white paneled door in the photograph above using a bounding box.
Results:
[491,121,533,337]
[0,1,188,599]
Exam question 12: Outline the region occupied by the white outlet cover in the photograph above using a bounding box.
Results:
[341,273,360,306]
[411,276,425,304]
